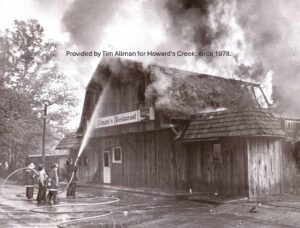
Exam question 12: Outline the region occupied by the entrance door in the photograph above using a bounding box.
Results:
[103,151,111,184]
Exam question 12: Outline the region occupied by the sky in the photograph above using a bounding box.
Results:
[1,0,300,129]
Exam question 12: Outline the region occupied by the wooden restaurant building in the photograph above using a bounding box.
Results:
[57,57,294,198]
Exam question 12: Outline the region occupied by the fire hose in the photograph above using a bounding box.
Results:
[0,166,120,227]
[63,156,80,193]
[5,167,300,227]
[1,167,39,201]
[31,197,119,228]
[0,166,76,199]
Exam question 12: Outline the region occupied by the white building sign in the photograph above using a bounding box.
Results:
[95,110,141,129]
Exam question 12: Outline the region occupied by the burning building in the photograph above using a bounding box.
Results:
[57,57,298,198]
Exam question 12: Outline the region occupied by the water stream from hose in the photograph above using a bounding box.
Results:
[76,82,109,165]
[64,83,110,191]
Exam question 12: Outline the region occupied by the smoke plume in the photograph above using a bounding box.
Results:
[60,0,300,117]
[235,0,300,116]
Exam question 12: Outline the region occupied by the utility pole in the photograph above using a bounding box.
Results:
[42,104,47,165]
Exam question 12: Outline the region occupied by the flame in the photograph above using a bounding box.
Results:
[40,0,300,116]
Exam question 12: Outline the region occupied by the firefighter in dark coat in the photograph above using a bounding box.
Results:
[47,163,59,204]
[24,163,36,199]
[36,164,47,204]
[66,158,78,198]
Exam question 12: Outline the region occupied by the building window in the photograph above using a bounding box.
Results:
[104,151,109,167]
[83,154,88,166]
[112,147,122,163]
[212,142,222,163]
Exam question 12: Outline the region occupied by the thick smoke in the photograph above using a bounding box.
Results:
[60,0,300,117]
[235,0,300,116]
[62,0,122,49]
[162,0,264,80]
[165,0,221,51]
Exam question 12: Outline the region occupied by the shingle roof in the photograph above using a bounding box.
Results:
[182,108,285,141]
[55,133,82,150]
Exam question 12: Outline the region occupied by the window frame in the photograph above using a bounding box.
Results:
[211,142,222,164]
[103,151,110,167]
[112,146,122,163]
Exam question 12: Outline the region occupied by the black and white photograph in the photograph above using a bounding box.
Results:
[0,0,300,227]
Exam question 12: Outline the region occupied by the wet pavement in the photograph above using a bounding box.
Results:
[1,180,300,227]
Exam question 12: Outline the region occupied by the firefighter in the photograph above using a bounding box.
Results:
[47,163,59,204]
[36,164,47,204]
[66,158,77,198]
[24,163,36,200]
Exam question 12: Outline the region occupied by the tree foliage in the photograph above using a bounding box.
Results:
[0,19,78,170]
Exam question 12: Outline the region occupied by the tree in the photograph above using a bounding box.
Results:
[0,19,78,170]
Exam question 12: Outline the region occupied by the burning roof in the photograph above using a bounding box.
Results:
[77,57,270,133]
[146,64,260,117]
[91,57,262,112]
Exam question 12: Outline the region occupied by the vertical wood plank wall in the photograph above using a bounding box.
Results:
[282,141,297,192]
[75,149,99,183]
[86,130,189,190]
[75,134,287,197]
[187,138,248,195]
[117,130,189,190]
[81,134,251,195]
[247,137,283,198]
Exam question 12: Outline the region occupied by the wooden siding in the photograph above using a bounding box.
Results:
[187,138,248,195]
[87,130,189,190]
[82,134,250,195]
[75,149,99,183]
[247,137,283,198]
[75,134,288,198]
[91,75,162,138]
[282,142,298,192]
